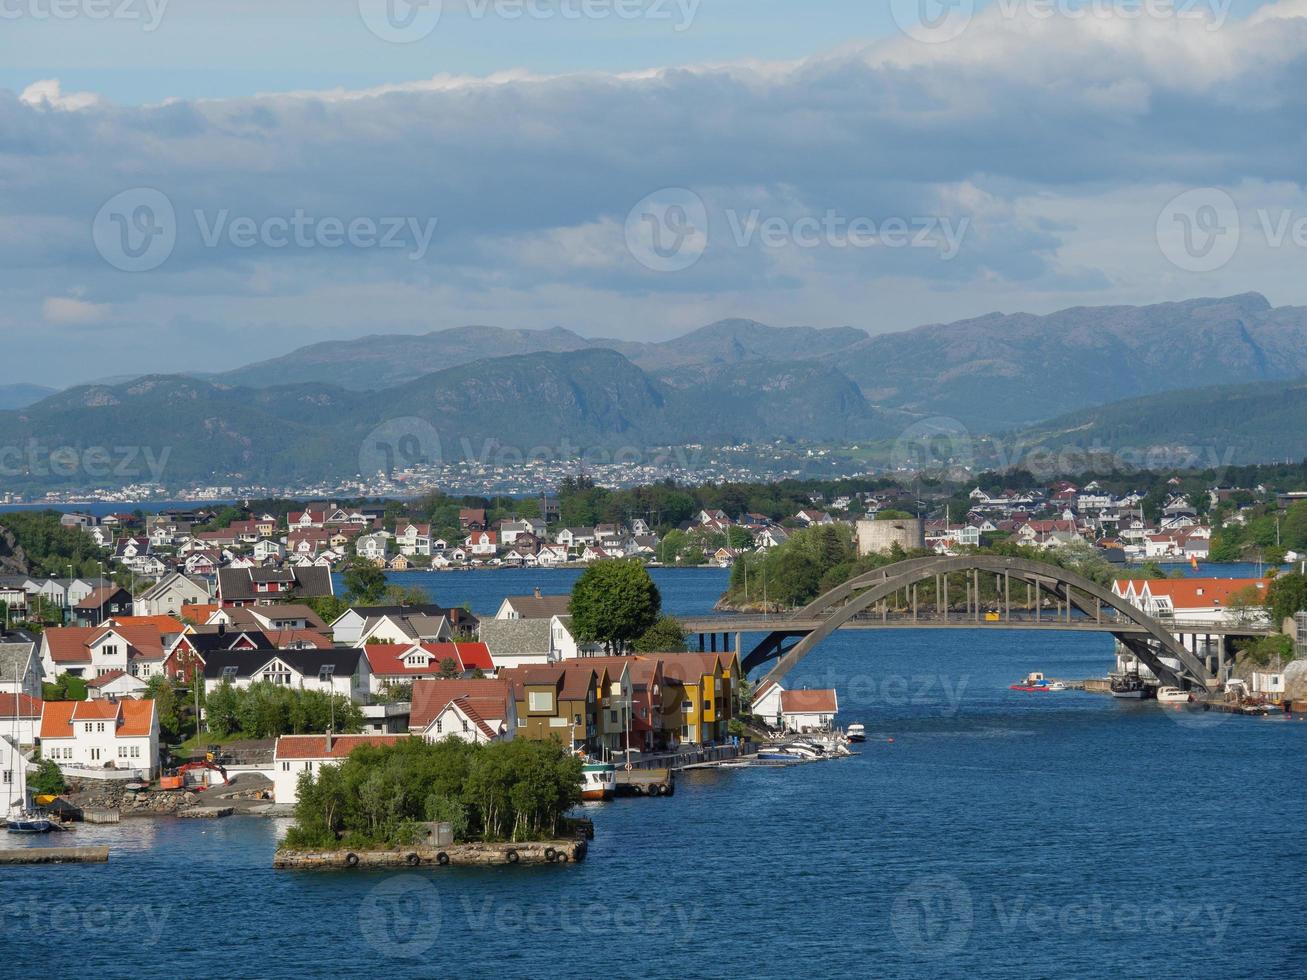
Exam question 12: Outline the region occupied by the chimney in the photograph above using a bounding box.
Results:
[325,728,333,753]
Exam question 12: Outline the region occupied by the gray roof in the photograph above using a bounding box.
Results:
[479,618,552,657]
[0,642,36,678]
[362,613,448,641]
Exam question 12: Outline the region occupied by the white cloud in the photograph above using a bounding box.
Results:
[42,296,110,325]
[19,79,102,112]
[6,2,1307,382]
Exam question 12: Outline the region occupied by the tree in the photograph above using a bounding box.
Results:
[145,675,187,742]
[28,759,66,796]
[438,657,459,679]
[1267,572,1307,627]
[632,615,689,653]
[42,672,87,702]
[568,559,661,652]
[342,559,387,604]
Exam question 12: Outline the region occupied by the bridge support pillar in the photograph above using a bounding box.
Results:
[710,632,717,653]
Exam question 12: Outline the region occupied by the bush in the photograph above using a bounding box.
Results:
[204,682,362,739]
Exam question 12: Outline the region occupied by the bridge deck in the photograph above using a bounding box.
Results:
[681,615,1271,637]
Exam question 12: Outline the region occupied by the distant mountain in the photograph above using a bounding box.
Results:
[1002,376,1307,468]
[831,293,1307,430]
[221,325,597,390]
[0,383,57,410]
[0,350,898,489]
[222,319,871,391]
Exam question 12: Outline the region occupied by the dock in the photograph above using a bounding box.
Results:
[614,768,674,796]
[0,846,109,865]
[274,839,586,869]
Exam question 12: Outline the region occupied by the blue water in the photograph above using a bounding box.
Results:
[6,568,1306,977]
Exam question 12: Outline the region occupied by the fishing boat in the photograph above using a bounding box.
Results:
[1110,674,1148,699]
[579,760,616,801]
[1156,687,1191,704]
[846,723,867,743]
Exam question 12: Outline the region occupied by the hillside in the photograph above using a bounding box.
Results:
[0,383,57,410]
[1004,377,1307,467]
[0,350,897,489]
[832,293,1307,429]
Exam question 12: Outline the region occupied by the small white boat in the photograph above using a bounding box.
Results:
[1047,681,1068,692]
[1156,687,1191,705]
[846,723,866,743]
[579,760,616,801]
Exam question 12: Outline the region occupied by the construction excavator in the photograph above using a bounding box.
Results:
[159,759,229,791]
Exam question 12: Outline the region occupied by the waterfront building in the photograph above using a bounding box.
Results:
[409,678,516,745]
[39,698,159,779]
[272,733,408,805]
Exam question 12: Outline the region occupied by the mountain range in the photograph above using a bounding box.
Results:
[7,292,1307,488]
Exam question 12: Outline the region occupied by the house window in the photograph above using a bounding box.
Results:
[2,771,10,784]
[681,700,693,713]
[282,762,291,772]
[681,726,691,739]
[528,692,554,713]
[435,720,443,734]
[90,749,101,761]
[516,717,525,727]
[461,720,469,733]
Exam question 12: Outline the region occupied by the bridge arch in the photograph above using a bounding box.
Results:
[741,555,1219,692]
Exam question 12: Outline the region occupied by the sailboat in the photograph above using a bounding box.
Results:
[4,667,53,833]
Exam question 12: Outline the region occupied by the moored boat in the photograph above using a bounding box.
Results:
[5,815,54,834]
[1111,674,1148,699]
[580,761,616,801]
[1156,687,1191,704]
[1010,672,1050,692]
[846,723,867,743]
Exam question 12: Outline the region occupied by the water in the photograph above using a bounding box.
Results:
[6,568,1306,977]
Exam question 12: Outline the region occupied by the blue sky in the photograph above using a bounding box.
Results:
[2,0,1301,386]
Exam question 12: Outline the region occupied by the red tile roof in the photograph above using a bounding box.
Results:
[1114,577,1269,610]
[411,678,515,731]
[273,733,407,761]
[780,689,838,714]
[364,642,494,677]
[39,698,156,738]
[0,693,42,719]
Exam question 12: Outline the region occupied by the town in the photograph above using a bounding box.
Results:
[4,465,1307,836]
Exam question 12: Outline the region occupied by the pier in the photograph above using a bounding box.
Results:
[0,846,110,864]
[274,839,587,869]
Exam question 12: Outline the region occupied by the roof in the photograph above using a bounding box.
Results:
[498,663,598,701]
[360,612,449,642]
[41,627,101,664]
[201,648,361,680]
[780,689,838,714]
[74,585,130,610]
[500,594,572,619]
[220,604,327,631]
[1114,577,1270,609]
[479,618,552,658]
[273,733,407,761]
[217,565,333,601]
[40,699,156,738]
[105,615,188,634]
[0,641,36,677]
[0,693,42,719]
[410,678,514,734]
[364,642,494,677]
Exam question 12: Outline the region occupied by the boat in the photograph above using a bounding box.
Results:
[579,760,616,801]
[846,723,867,743]
[1156,687,1191,704]
[1010,672,1050,692]
[1110,674,1148,699]
[1047,681,1068,692]
[5,814,54,834]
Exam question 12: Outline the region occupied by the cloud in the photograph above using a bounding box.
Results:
[42,296,110,325]
[5,1,1307,383]
[19,79,102,112]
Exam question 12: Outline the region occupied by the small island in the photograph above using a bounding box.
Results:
[274,737,591,869]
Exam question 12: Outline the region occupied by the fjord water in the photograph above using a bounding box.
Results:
[7,567,1305,978]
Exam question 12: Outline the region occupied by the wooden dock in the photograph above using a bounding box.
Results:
[0,846,109,865]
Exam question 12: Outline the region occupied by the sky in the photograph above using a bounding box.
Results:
[2,0,1304,386]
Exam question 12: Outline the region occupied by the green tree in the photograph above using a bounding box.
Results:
[438,657,459,679]
[342,559,387,604]
[568,559,661,652]
[145,675,186,742]
[1267,572,1307,626]
[28,758,66,796]
[632,615,689,653]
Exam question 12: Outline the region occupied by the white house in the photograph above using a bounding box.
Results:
[39,699,159,778]
[409,678,516,745]
[272,733,408,805]
[134,572,212,617]
[394,523,433,557]
[779,688,839,733]
[202,649,370,702]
